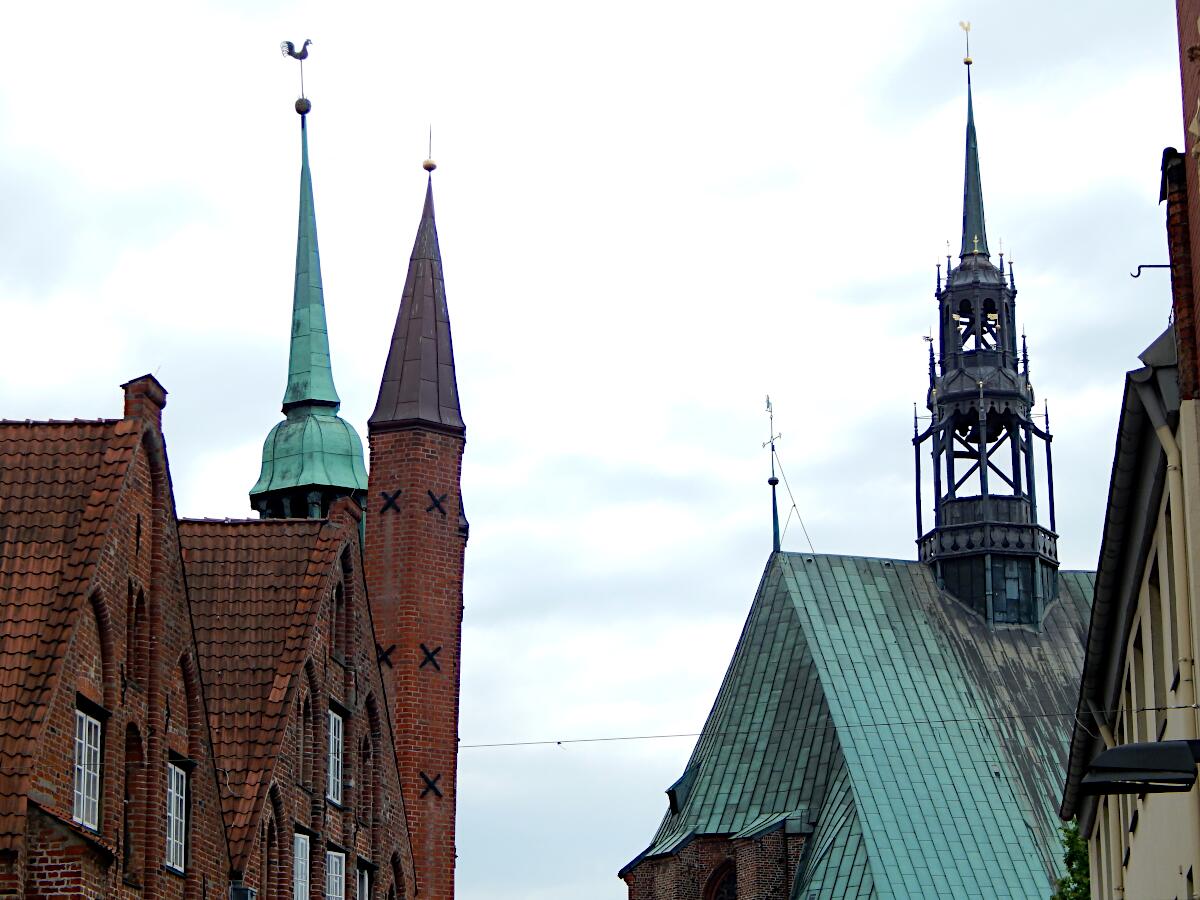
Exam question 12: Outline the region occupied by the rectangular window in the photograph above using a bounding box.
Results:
[357,867,369,899]
[294,833,310,899]
[327,710,343,803]
[165,761,188,872]
[326,851,345,900]
[73,708,102,830]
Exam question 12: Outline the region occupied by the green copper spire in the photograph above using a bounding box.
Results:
[959,64,989,258]
[250,103,367,519]
[284,114,341,410]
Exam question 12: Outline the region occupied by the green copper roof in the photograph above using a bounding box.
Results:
[623,553,1094,898]
[250,112,366,509]
[249,409,367,498]
[284,115,340,411]
[960,68,990,258]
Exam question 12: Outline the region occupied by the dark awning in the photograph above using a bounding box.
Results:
[1080,740,1199,795]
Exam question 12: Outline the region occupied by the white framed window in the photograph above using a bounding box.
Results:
[72,708,102,830]
[165,761,188,872]
[326,850,345,900]
[293,832,310,899]
[357,867,369,899]
[327,710,343,803]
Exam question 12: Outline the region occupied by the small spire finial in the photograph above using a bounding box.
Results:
[281,39,313,113]
[960,20,972,65]
[764,396,782,553]
[423,124,437,172]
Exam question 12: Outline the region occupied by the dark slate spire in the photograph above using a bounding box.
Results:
[369,171,465,433]
[959,65,990,259]
[284,113,341,411]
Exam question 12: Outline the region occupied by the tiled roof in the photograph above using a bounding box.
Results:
[626,553,1093,899]
[180,517,343,872]
[0,418,138,851]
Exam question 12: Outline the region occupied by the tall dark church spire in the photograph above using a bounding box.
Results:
[369,166,464,433]
[913,45,1058,626]
[960,64,989,258]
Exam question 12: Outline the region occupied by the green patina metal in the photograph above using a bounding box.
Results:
[960,68,989,258]
[623,553,1095,898]
[250,409,367,498]
[285,114,340,409]
[250,112,367,514]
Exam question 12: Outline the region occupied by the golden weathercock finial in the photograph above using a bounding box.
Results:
[281,39,313,114]
[959,20,972,66]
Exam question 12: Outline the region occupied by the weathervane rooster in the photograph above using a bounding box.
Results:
[281,39,313,108]
[281,39,311,60]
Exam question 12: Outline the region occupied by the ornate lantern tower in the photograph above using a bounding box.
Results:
[913,54,1058,625]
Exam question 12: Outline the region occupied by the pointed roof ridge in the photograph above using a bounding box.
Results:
[369,174,465,433]
[283,113,341,412]
[959,65,990,259]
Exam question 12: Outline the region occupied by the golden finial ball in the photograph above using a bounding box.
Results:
[963,56,973,66]
[295,97,312,115]
[423,158,437,172]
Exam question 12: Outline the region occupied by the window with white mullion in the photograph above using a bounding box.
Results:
[294,832,310,899]
[357,866,369,899]
[165,762,188,871]
[73,708,102,830]
[326,850,345,900]
[327,710,343,803]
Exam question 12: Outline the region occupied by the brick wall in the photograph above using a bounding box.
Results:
[623,833,806,900]
[20,380,229,899]
[1178,0,1200,397]
[365,426,466,900]
[240,505,416,899]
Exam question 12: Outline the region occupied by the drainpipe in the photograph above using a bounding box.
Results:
[1086,697,1116,749]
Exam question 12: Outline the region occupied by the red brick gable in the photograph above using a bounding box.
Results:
[0,417,138,852]
[181,503,416,895]
[180,516,340,871]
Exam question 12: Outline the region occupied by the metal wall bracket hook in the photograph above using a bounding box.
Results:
[1131,264,1170,278]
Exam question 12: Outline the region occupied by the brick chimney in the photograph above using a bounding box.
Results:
[120,374,168,429]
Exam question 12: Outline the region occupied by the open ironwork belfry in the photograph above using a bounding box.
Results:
[913,53,1058,625]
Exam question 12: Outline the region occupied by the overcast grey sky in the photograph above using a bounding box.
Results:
[0,2,1184,897]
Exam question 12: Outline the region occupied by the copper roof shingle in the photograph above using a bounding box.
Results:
[0,418,138,850]
[180,517,343,872]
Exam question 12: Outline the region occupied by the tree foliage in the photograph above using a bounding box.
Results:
[1051,818,1090,900]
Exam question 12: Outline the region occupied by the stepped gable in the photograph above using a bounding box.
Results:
[0,417,138,851]
[179,515,342,871]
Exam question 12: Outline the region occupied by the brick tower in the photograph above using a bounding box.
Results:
[365,165,466,900]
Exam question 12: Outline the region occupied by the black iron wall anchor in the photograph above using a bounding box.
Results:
[376,642,397,668]
[419,772,443,798]
[426,490,448,516]
[419,643,443,671]
[1130,264,1170,278]
[380,489,402,513]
